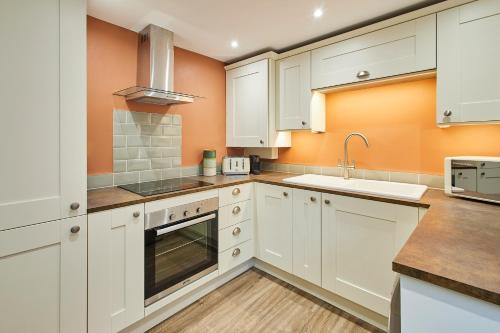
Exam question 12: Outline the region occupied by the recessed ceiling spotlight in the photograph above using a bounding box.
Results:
[313,8,323,18]
[231,40,239,48]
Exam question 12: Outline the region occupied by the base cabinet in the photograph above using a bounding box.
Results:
[255,183,293,273]
[292,189,322,286]
[88,204,145,333]
[0,216,87,333]
[321,194,418,316]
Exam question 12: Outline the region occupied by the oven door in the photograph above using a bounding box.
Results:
[144,212,218,306]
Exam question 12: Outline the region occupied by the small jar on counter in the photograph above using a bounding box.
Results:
[203,150,217,176]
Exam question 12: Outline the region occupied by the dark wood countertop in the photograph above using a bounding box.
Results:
[87,171,500,305]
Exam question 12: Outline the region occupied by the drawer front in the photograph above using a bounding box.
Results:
[219,220,252,252]
[219,183,252,207]
[219,240,253,275]
[219,200,252,230]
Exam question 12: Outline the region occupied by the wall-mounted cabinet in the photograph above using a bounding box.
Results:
[276,52,325,131]
[437,0,500,125]
[311,14,436,90]
[226,57,291,148]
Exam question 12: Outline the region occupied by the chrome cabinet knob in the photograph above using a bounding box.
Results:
[70,226,80,234]
[196,207,201,214]
[324,199,331,205]
[301,121,307,126]
[183,210,189,217]
[70,202,80,210]
[259,139,264,144]
[443,110,452,117]
[283,192,288,197]
[356,70,370,79]
[232,188,240,196]
[310,196,316,202]
[133,211,140,218]
[169,213,176,220]
[481,172,486,177]
[232,248,241,257]
[232,206,241,215]
[232,227,241,236]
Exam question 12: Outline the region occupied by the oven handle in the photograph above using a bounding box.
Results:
[155,213,217,237]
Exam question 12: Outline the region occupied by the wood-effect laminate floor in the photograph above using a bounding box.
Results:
[148,268,384,333]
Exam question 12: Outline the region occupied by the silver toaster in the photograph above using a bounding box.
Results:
[222,156,250,175]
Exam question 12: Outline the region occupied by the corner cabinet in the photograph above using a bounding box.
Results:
[88,204,145,333]
[255,183,293,272]
[311,14,436,89]
[276,52,325,131]
[437,0,500,125]
[0,0,87,231]
[226,57,291,148]
[0,216,87,333]
[321,194,418,316]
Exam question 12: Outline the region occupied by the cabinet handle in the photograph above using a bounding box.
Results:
[232,227,241,236]
[232,206,241,215]
[283,192,288,197]
[481,172,486,177]
[232,188,240,196]
[70,226,80,234]
[232,248,241,257]
[259,139,264,144]
[356,70,370,79]
[324,199,331,205]
[70,202,80,210]
[133,211,141,218]
[310,196,316,202]
[301,121,307,126]
[443,110,452,117]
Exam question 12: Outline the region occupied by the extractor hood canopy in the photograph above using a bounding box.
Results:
[113,24,202,105]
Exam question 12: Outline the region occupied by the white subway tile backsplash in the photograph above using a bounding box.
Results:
[113,135,126,148]
[127,135,151,147]
[151,158,172,170]
[171,157,182,167]
[151,113,172,125]
[163,126,181,136]
[162,167,181,179]
[151,136,171,147]
[140,124,162,136]
[171,136,182,147]
[128,111,151,124]
[172,114,182,126]
[140,169,162,182]
[113,160,126,173]
[114,172,140,185]
[127,159,151,171]
[114,123,140,135]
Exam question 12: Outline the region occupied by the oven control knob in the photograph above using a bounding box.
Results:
[183,210,189,217]
[196,207,201,214]
[169,213,176,220]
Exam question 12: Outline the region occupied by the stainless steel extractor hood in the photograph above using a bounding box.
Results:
[114,25,201,105]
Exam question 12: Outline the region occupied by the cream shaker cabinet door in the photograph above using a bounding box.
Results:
[311,14,436,90]
[437,0,500,125]
[255,183,293,273]
[226,59,269,147]
[0,0,86,231]
[88,204,145,333]
[0,216,87,333]
[292,189,322,286]
[321,194,418,316]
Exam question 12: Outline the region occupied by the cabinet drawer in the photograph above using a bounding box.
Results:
[219,240,253,275]
[219,220,252,252]
[219,183,252,206]
[219,200,252,229]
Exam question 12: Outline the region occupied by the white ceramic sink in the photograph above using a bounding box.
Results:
[283,174,428,201]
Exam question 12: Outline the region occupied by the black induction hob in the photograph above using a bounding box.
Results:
[119,178,213,197]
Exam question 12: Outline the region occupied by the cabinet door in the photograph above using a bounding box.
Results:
[226,59,269,147]
[88,204,145,333]
[0,0,86,231]
[311,14,436,89]
[321,194,418,316]
[292,189,321,286]
[0,216,87,333]
[255,183,293,272]
[277,52,312,130]
[437,1,500,124]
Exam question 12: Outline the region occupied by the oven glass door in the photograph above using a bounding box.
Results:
[145,212,218,305]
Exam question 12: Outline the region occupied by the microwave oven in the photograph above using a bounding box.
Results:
[444,156,500,204]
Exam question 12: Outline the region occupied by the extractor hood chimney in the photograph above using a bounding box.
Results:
[114,24,201,105]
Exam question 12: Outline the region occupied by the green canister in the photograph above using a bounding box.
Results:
[203,149,217,176]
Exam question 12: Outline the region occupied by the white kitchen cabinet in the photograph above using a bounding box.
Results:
[311,14,436,89]
[0,216,87,333]
[226,57,291,148]
[437,0,500,125]
[276,52,325,131]
[88,204,145,333]
[321,194,418,316]
[0,0,86,231]
[292,189,322,286]
[255,183,293,272]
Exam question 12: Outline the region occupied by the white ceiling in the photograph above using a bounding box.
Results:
[88,0,436,63]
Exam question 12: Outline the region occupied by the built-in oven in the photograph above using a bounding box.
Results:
[144,197,219,306]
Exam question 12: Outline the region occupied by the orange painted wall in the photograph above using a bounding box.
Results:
[87,16,233,175]
[277,78,500,175]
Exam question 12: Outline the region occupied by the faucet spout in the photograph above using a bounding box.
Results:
[341,132,369,180]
